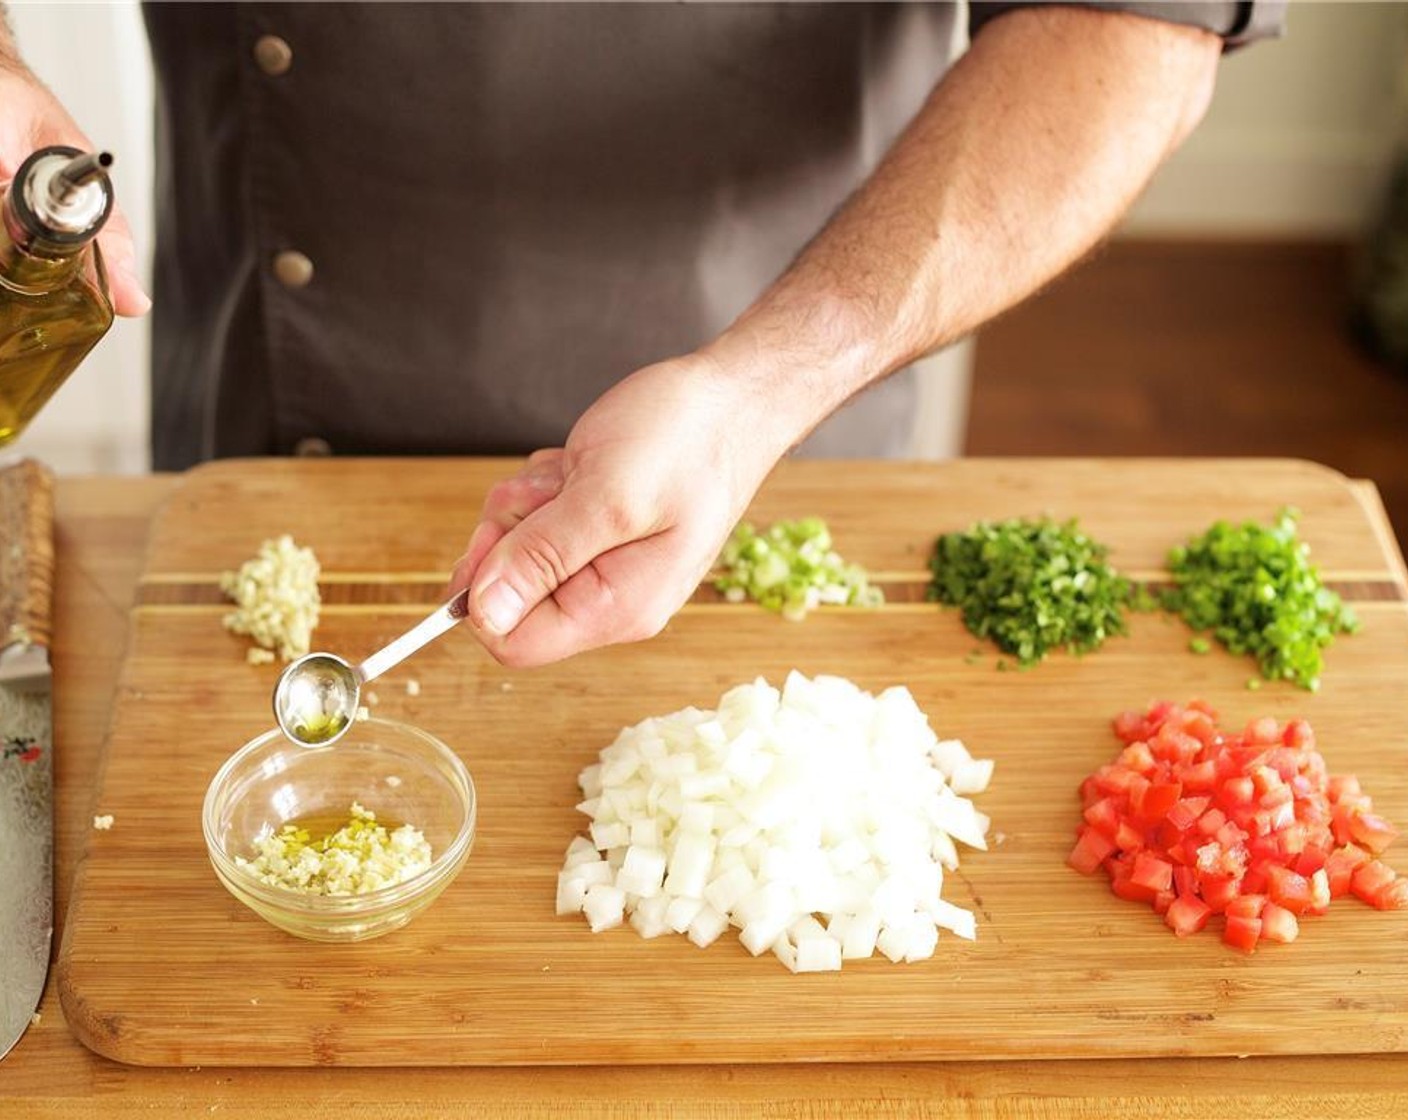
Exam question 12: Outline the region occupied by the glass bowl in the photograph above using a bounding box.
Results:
[202,716,475,942]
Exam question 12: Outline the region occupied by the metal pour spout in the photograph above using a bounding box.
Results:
[47,151,114,207]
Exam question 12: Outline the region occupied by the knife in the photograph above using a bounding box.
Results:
[0,457,55,1061]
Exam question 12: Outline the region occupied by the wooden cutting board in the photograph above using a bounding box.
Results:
[57,458,1408,1067]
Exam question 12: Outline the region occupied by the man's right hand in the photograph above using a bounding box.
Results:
[0,48,150,315]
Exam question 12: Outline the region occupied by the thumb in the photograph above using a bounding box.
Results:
[468,488,640,637]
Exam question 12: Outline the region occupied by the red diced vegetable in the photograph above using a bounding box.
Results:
[1165,894,1212,937]
[1223,913,1261,953]
[1347,811,1399,857]
[1072,701,1400,951]
[1068,826,1117,875]
[1260,902,1299,943]
[1225,893,1266,920]
[1351,861,1398,907]
[1130,851,1174,893]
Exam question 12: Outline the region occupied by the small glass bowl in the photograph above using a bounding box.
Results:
[202,716,475,942]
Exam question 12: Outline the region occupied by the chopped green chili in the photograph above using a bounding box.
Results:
[1162,508,1358,691]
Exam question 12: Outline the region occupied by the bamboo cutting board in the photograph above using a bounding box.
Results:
[57,458,1408,1067]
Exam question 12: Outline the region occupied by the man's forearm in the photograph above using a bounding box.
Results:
[704,5,1221,454]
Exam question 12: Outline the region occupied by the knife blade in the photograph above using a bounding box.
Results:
[0,457,55,1061]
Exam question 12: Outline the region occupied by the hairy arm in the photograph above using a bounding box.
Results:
[704,4,1222,454]
[457,5,1224,665]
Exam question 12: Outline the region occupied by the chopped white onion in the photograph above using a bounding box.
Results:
[557,673,994,970]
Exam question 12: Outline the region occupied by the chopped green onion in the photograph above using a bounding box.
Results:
[1162,508,1358,691]
[927,516,1134,667]
[715,518,882,621]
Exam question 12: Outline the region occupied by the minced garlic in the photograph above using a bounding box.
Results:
[234,802,431,896]
[219,535,321,663]
[92,814,114,830]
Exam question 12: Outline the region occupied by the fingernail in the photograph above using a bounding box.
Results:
[478,580,524,635]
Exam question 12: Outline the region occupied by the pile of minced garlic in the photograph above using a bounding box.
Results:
[219,535,321,664]
[235,802,431,895]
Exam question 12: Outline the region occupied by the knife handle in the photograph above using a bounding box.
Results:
[0,458,55,653]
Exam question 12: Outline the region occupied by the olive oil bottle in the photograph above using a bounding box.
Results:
[0,145,116,449]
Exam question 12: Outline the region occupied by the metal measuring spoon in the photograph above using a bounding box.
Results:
[273,588,470,746]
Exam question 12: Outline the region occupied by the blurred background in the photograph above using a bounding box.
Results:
[6,2,1408,544]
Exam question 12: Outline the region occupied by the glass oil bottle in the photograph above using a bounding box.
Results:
[0,145,116,449]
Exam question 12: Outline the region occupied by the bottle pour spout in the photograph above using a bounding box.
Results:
[47,152,114,207]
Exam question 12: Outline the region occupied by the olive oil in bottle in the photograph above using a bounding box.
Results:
[0,146,116,449]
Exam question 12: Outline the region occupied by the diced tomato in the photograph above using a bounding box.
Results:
[1265,865,1314,915]
[1347,811,1400,857]
[1113,710,1148,743]
[1351,860,1399,908]
[1200,874,1241,914]
[1372,879,1408,910]
[1068,826,1117,876]
[1116,819,1144,852]
[1084,796,1121,837]
[1307,868,1331,915]
[1134,781,1182,825]
[1282,719,1315,750]
[1292,845,1328,878]
[1181,759,1219,793]
[1223,914,1262,953]
[1167,797,1210,833]
[1074,702,1400,950]
[1165,894,1212,937]
[1260,902,1299,943]
[1225,893,1267,920]
[1119,741,1157,775]
[1220,775,1256,809]
[1180,708,1220,748]
[1111,873,1158,904]
[1252,766,1284,796]
[1130,851,1174,893]
[1324,844,1371,897]
[1246,717,1281,747]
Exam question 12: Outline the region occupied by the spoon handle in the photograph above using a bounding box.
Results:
[356,588,470,684]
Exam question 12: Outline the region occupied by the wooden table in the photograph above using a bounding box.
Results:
[3,473,1407,1118]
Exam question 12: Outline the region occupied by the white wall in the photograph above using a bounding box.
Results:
[1123,1,1408,237]
[4,1,152,475]
[3,2,1404,474]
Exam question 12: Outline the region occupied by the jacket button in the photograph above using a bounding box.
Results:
[273,250,314,289]
[253,35,293,77]
[293,437,332,457]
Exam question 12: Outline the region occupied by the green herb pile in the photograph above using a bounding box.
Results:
[927,516,1136,667]
[715,517,883,621]
[1162,508,1358,691]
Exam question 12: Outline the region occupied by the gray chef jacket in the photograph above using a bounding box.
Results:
[142,2,1283,470]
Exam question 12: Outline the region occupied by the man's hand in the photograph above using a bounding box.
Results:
[449,356,792,667]
[0,47,149,316]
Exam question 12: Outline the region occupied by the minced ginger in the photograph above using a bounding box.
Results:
[235,802,431,895]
